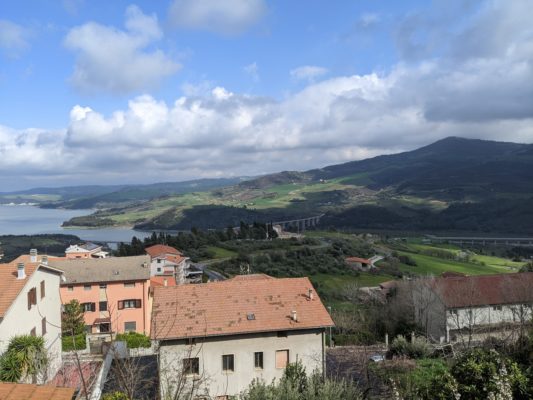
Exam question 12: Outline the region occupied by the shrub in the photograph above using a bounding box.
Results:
[62,334,86,352]
[389,335,432,359]
[115,332,151,349]
[102,392,129,400]
[0,335,48,382]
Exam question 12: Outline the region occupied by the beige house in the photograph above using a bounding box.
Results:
[152,274,334,399]
[0,253,64,382]
[413,272,533,343]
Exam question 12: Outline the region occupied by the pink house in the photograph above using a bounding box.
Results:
[51,255,151,335]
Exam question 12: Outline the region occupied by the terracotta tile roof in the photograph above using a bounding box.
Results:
[145,245,182,258]
[0,382,75,400]
[152,276,334,340]
[0,261,38,318]
[346,257,371,264]
[150,276,178,287]
[433,272,533,309]
[166,254,187,264]
[230,274,274,281]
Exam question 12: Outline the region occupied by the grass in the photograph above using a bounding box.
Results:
[205,246,237,259]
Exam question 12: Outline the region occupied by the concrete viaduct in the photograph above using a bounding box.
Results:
[271,214,324,232]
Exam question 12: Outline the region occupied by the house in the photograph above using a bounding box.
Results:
[0,251,63,382]
[413,272,533,343]
[152,274,334,399]
[65,243,108,259]
[145,244,202,284]
[50,255,152,335]
[345,256,372,270]
[0,382,75,399]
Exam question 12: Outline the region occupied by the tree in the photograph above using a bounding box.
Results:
[62,299,85,336]
[0,335,48,383]
[451,348,528,400]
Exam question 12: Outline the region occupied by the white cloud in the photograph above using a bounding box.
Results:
[64,5,180,94]
[244,62,259,82]
[0,20,29,57]
[290,66,328,82]
[168,0,266,34]
[2,0,533,189]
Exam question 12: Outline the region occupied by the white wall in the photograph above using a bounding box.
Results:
[0,267,63,382]
[446,303,533,335]
[159,329,325,399]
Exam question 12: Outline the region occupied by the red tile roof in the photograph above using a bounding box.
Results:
[0,256,64,317]
[346,257,371,264]
[152,276,334,340]
[145,244,182,258]
[433,272,533,309]
[0,382,75,400]
[150,276,178,287]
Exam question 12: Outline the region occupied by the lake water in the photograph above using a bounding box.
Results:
[0,205,152,242]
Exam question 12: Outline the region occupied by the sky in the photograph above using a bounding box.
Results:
[1,0,532,190]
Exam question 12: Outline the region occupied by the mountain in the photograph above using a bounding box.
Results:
[58,137,533,234]
[0,177,248,208]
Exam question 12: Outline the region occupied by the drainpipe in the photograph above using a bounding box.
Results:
[322,329,326,379]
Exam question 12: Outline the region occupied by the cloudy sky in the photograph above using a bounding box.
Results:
[1,0,532,190]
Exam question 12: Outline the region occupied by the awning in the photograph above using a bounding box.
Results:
[93,317,110,325]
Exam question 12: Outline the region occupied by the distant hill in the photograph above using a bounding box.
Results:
[53,137,533,234]
[0,177,248,208]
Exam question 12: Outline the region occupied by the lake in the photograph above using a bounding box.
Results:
[0,205,152,242]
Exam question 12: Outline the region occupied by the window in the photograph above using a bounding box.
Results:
[277,331,288,338]
[40,280,45,299]
[99,323,110,333]
[157,259,162,264]
[157,267,161,273]
[222,354,234,373]
[27,287,37,310]
[254,352,263,370]
[67,285,74,292]
[124,321,136,332]
[42,317,47,335]
[30,327,36,337]
[84,284,91,291]
[99,283,107,289]
[493,305,502,311]
[183,358,199,375]
[99,301,108,311]
[124,282,135,288]
[450,309,458,316]
[275,350,289,369]
[118,299,142,309]
[85,325,92,333]
[82,302,96,312]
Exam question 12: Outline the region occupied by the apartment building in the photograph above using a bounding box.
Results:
[51,255,151,335]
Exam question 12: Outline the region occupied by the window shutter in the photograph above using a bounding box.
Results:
[118,301,124,310]
[40,280,45,298]
[135,299,141,308]
[92,303,96,312]
[28,291,32,310]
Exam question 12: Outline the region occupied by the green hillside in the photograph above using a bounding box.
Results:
[49,137,533,234]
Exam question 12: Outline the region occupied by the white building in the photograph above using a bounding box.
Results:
[152,274,334,399]
[413,272,533,343]
[65,243,108,259]
[0,251,64,382]
[145,244,201,284]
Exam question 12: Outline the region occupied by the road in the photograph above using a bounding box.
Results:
[194,262,226,281]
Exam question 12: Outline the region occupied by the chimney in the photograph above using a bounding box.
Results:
[30,249,38,263]
[17,263,26,279]
[163,278,168,287]
[308,289,314,300]
[291,310,298,322]
[41,255,48,265]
